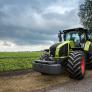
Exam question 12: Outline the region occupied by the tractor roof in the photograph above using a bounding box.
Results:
[63,28,88,33]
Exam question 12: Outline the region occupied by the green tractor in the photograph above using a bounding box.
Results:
[32,28,92,80]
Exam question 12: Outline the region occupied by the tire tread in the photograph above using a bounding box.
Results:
[67,51,85,80]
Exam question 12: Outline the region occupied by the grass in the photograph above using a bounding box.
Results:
[0,51,42,72]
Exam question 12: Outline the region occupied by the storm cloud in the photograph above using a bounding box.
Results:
[0,0,83,51]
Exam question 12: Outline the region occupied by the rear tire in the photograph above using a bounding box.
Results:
[67,51,85,80]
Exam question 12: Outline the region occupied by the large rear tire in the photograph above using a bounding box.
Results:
[67,51,85,80]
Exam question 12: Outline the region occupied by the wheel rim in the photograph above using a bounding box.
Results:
[81,57,85,75]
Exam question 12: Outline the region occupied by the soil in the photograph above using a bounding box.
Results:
[0,69,70,92]
[0,69,92,92]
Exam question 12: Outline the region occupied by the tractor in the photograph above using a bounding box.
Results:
[32,28,92,80]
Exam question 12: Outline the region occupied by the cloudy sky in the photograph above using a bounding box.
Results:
[0,0,83,51]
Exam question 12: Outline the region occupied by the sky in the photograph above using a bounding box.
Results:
[0,0,83,52]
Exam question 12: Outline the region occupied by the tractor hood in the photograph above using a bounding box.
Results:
[49,41,74,57]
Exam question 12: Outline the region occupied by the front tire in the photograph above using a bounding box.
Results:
[67,51,85,80]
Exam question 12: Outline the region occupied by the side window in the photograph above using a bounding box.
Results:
[80,33,86,43]
[88,32,92,41]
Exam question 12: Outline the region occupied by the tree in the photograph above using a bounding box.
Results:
[79,0,92,30]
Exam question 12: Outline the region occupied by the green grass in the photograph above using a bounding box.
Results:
[0,51,42,72]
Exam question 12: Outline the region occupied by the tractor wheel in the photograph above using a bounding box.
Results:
[67,51,85,80]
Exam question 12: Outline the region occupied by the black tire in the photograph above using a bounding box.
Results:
[67,51,85,80]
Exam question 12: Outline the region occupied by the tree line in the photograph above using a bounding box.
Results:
[79,0,92,30]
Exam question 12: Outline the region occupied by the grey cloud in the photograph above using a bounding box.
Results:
[0,0,82,46]
[0,24,57,45]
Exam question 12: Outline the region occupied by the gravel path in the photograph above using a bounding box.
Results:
[0,69,69,92]
[45,70,92,92]
[0,69,92,92]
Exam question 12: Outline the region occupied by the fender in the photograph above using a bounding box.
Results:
[55,41,75,57]
[84,41,91,51]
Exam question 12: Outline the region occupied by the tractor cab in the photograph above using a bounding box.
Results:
[58,28,89,48]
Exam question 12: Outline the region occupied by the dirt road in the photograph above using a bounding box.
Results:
[47,71,92,92]
[0,69,92,92]
[0,70,69,92]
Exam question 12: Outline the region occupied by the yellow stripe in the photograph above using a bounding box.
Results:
[84,41,91,51]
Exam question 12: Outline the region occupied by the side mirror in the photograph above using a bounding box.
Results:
[58,31,63,42]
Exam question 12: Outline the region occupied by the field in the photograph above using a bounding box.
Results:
[0,51,42,72]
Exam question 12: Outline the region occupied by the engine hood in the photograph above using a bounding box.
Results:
[49,41,74,57]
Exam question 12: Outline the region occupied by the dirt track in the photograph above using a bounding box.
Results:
[47,70,92,92]
[0,69,70,92]
[0,69,92,92]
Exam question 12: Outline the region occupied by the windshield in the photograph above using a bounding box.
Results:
[65,31,80,42]
[64,31,86,43]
